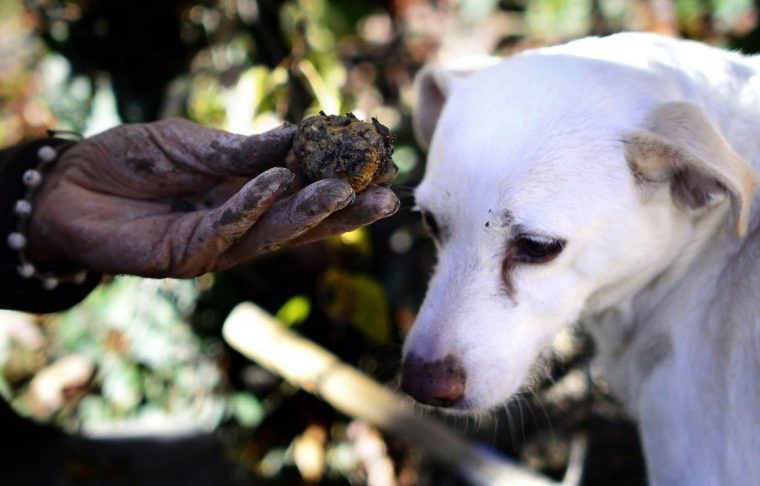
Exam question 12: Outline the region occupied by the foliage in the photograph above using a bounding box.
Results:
[2,0,760,484]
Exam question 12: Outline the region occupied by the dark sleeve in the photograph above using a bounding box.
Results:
[0,139,101,313]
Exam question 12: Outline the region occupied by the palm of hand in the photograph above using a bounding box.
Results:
[29,119,398,277]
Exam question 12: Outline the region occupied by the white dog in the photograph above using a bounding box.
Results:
[401,32,760,485]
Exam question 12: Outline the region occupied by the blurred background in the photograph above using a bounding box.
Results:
[1,0,759,484]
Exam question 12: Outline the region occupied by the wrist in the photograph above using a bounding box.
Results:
[5,139,87,289]
[26,207,61,264]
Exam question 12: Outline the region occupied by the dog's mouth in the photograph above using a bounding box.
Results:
[405,389,514,417]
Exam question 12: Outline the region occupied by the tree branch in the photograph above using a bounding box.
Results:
[223,302,577,486]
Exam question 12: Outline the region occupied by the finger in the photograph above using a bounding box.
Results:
[145,118,297,178]
[289,186,400,246]
[217,178,355,268]
[169,167,295,276]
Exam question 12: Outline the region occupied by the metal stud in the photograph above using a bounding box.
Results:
[14,200,32,217]
[42,276,59,290]
[7,232,26,250]
[22,169,42,188]
[11,143,83,291]
[37,145,56,163]
[72,271,88,285]
[17,263,35,279]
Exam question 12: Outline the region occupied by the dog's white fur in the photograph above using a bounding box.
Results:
[407,32,760,485]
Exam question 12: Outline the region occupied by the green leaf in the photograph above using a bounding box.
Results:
[350,274,392,342]
[526,0,592,40]
[330,227,372,256]
[321,269,391,342]
[232,392,265,428]
[298,58,342,114]
[392,145,419,184]
[275,295,312,327]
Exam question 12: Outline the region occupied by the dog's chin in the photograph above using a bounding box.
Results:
[441,365,548,416]
[449,350,553,415]
[411,399,488,417]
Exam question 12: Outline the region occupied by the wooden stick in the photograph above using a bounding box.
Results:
[223,303,562,486]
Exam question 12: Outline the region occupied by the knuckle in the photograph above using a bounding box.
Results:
[256,167,296,186]
[153,117,191,129]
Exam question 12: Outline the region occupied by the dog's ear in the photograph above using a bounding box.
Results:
[413,56,500,150]
[624,101,759,237]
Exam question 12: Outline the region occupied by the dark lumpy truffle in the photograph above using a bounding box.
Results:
[292,112,395,192]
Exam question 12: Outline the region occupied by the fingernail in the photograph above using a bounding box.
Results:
[284,172,297,191]
[273,169,296,191]
[385,196,401,215]
[255,169,290,192]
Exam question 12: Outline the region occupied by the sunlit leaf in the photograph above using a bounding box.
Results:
[392,145,419,185]
[259,447,287,477]
[275,295,312,327]
[321,269,391,342]
[232,392,265,428]
[526,0,592,40]
[101,361,141,410]
[329,227,372,256]
[298,58,341,114]
[188,75,227,127]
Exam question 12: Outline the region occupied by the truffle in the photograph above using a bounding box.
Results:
[293,112,395,192]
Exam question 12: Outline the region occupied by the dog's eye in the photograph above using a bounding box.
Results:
[421,211,441,241]
[515,236,565,263]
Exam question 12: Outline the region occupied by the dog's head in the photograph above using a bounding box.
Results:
[401,51,759,412]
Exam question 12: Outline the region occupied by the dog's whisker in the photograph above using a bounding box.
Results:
[504,402,518,450]
[519,390,542,437]
[491,407,500,447]
[516,396,526,447]
[527,387,555,442]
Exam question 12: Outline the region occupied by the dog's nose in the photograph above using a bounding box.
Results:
[401,353,466,407]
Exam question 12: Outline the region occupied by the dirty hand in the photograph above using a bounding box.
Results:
[27,118,400,278]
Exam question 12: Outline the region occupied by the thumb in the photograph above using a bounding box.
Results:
[144,118,298,178]
[204,123,298,177]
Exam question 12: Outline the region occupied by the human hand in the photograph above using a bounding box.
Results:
[27,119,399,278]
